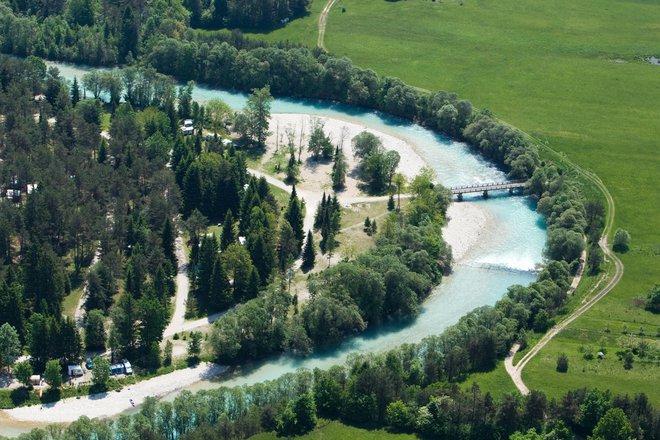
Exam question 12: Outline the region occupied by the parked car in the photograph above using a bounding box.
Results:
[85,357,93,370]
[122,359,133,375]
[67,365,84,377]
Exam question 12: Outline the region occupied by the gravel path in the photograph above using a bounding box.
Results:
[5,363,227,423]
[163,233,191,338]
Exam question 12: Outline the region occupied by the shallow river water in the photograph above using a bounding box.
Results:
[1,62,546,436]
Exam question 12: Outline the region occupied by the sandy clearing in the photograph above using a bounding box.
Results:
[5,363,228,424]
[266,114,426,200]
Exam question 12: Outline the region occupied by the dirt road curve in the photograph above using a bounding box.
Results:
[318,0,338,50]
[506,158,624,395]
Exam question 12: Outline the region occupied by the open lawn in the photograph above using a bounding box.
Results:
[62,287,83,321]
[250,0,660,403]
[249,420,419,440]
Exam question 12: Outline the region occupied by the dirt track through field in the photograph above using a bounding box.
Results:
[506,146,624,395]
[318,0,338,50]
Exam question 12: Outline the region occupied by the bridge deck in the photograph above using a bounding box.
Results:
[449,181,526,195]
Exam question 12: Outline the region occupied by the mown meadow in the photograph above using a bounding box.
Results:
[252,0,660,402]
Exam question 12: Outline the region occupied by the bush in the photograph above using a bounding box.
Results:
[91,356,110,389]
[13,361,33,388]
[645,284,660,314]
[623,352,634,370]
[556,353,569,373]
[613,228,631,252]
[44,360,62,388]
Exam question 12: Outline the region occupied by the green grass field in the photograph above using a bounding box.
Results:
[249,0,660,404]
[249,420,419,440]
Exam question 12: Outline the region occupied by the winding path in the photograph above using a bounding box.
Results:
[506,153,624,395]
[318,0,338,50]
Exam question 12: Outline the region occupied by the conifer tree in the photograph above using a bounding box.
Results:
[183,165,202,218]
[98,139,108,163]
[247,267,260,299]
[71,76,81,106]
[153,264,171,303]
[248,232,274,284]
[278,220,298,271]
[285,187,304,251]
[197,234,219,303]
[220,209,236,251]
[301,230,316,271]
[286,147,298,183]
[209,256,232,311]
[331,149,347,190]
[388,194,395,211]
[161,218,177,276]
[314,193,326,229]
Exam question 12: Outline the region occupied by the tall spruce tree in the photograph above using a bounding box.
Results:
[285,187,304,251]
[301,230,316,271]
[197,234,219,307]
[278,220,299,271]
[209,256,232,311]
[71,76,81,105]
[314,192,326,230]
[220,210,235,251]
[182,165,202,218]
[332,148,347,190]
[161,218,177,276]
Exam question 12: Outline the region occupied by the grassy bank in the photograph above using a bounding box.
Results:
[249,419,419,440]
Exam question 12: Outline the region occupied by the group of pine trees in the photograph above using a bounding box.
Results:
[0,55,189,375]
[313,192,341,255]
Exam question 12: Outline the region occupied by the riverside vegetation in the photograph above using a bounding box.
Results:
[0,0,653,438]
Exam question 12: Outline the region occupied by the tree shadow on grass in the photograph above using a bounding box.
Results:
[10,387,30,406]
[41,388,61,403]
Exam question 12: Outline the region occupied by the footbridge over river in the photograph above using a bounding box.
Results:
[449,181,526,200]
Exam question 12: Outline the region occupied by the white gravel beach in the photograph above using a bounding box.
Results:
[5,363,227,424]
[266,113,427,198]
[442,202,494,263]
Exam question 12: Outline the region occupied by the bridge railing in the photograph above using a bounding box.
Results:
[448,180,526,192]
